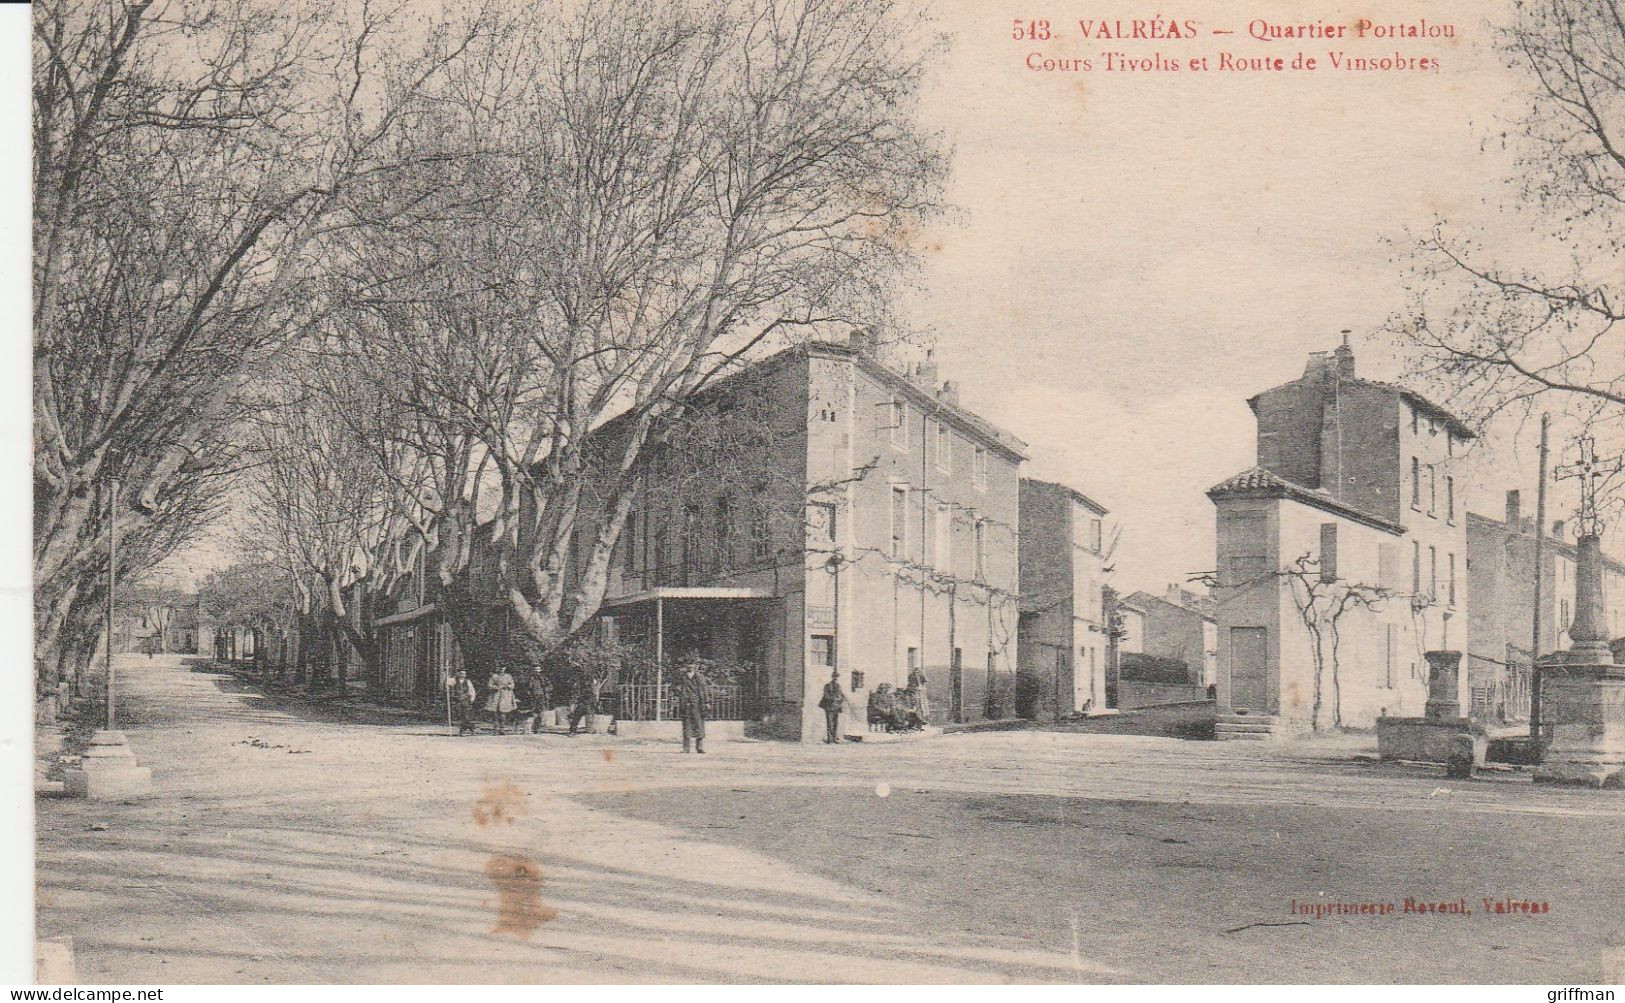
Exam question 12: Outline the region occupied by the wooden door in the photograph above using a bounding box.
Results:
[1229,627,1268,712]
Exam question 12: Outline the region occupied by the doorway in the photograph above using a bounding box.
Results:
[1230,626,1268,712]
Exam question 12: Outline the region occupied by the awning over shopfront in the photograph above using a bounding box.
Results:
[598,587,778,721]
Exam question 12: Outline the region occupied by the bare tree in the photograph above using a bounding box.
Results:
[244,364,425,686]
[31,0,484,692]
[1400,0,1625,428]
[312,0,946,667]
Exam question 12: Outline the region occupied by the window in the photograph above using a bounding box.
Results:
[974,518,987,580]
[1319,523,1339,583]
[1412,540,1421,593]
[1378,543,1399,590]
[713,495,731,571]
[935,503,952,573]
[1447,434,1455,458]
[1448,552,1456,607]
[973,446,987,490]
[623,507,642,575]
[682,503,701,575]
[1411,408,1419,435]
[1090,518,1103,553]
[890,486,909,560]
[1411,457,1421,508]
[809,635,835,667]
[1427,464,1437,516]
[1561,599,1571,628]
[750,488,771,559]
[1446,476,1455,523]
[889,398,908,450]
[1429,545,1437,600]
[1227,556,1269,586]
[645,517,666,581]
[935,422,951,473]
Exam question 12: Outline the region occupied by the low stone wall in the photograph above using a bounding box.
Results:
[1119,681,1211,709]
[1376,716,1485,767]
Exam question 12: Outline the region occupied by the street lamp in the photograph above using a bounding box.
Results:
[105,474,119,731]
[63,461,151,798]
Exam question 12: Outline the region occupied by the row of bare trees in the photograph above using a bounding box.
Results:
[32,0,947,694]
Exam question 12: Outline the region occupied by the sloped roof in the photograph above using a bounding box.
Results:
[1208,466,1406,535]
[1022,477,1109,515]
[1247,377,1476,440]
[1125,589,1216,623]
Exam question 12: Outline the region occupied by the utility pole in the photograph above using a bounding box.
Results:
[1529,413,1549,749]
[105,476,120,731]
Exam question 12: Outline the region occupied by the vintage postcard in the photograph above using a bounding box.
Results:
[25,0,1625,987]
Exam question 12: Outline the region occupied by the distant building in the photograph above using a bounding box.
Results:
[1122,585,1217,686]
[1113,593,1146,656]
[114,594,202,655]
[1209,337,1471,736]
[1465,491,1625,722]
[1017,479,1111,718]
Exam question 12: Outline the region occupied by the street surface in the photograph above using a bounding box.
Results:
[36,655,1625,983]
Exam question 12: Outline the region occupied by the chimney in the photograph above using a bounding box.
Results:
[1505,490,1521,529]
[1333,330,1356,378]
[1166,584,1183,604]
[847,328,872,355]
[1303,351,1331,380]
[1553,519,1566,539]
[916,348,940,388]
[937,380,960,407]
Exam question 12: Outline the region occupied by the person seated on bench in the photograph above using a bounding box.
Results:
[868,684,898,732]
[892,686,927,732]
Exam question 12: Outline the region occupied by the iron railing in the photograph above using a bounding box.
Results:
[615,682,749,721]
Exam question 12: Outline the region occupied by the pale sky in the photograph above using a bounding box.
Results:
[904,0,1614,595]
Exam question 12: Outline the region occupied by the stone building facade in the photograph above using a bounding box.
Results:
[1017,479,1111,719]
[1465,492,1625,722]
[576,334,1027,742]
[1209,339,1472,735]
[1122,585,1218,686]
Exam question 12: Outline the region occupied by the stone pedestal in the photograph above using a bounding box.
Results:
[1377,651,1483,768]
[1534,670,1625,787]
[1534,533,1625,786]
[62,730,152,799]
[1424,650,1463,720]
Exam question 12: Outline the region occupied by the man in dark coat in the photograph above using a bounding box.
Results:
[567,668,599,736]
[675,663,708,754]
[818,669,844,744]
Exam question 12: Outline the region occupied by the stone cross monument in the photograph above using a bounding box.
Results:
[1536,434,1625,786]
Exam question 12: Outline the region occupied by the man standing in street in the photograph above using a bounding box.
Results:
[676,662,708,754]
[447,670,477,736]
[818,668,844,744]
[907,663,930,722]
[567,667,598,736]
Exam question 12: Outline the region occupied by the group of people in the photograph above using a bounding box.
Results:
[445,666,548,736]
[818,665,932,743]
[446,665,579,737]
[443,661,712,752]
